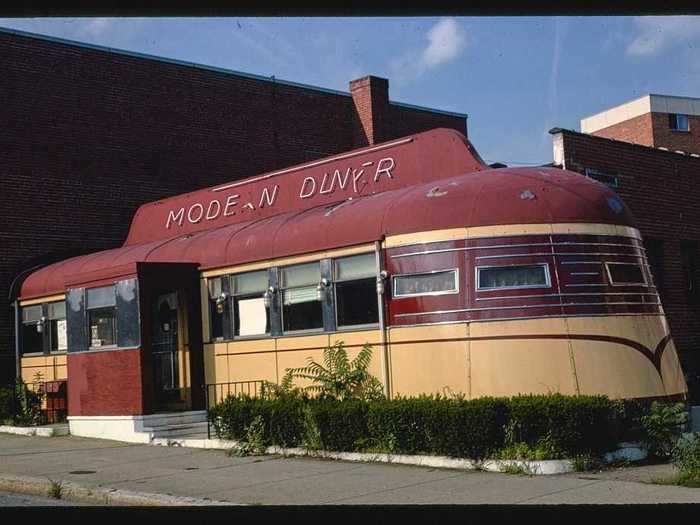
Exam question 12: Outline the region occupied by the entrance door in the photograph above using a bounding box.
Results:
[152,292,182,410]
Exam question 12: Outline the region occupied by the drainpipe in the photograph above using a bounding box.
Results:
[375,240,390,399]
[14,300,21,381]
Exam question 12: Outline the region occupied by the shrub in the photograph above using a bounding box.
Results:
[0,385,15,424]
[209,393,617,460]
[285,342,385,401]
[640,402,689,459]
[671,432,700,482]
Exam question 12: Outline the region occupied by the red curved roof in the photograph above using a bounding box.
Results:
[20,164,635,300]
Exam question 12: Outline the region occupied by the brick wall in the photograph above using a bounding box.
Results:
[650,113,700,155]
[591,113,655,147]
[556,129,700,402]
[1,30,467,383]
[590,112,700,155]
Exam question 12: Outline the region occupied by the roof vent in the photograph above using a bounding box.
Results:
[520,190,536,200]
[658,147,669,151]
[426,186,448,198]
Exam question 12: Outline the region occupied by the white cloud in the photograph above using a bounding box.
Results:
[390,18,467,83]
[78,18,113,38]
[627,16,700,57]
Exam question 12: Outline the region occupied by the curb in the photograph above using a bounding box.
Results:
[0,473,241,506]
[0,425,70,437]
[151,438,584,475]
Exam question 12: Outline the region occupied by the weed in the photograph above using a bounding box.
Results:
[499,462,536,476]
[48,479,63,499]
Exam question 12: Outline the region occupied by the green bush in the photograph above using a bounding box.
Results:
[0,385,15,424]
[640,402,689,459]
[209,393,619,460]
[671,432,700,481]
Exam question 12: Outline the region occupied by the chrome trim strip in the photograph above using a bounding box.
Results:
[391,242,643,259]
[476,291,660,301]
[566,284,607,287]
[395,301,662,318]
[387,312,665,329]
[475,252,644,260]
[561,261,604,265]
[570,272,600,276]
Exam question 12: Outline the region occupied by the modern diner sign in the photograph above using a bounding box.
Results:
[164,156,397,230]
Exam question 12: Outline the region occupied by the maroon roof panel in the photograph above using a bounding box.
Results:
[19,132,636,300]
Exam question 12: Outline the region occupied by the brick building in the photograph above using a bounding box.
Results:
[0,27,468,383]
[580,94,700,155]
[551,95,700,402]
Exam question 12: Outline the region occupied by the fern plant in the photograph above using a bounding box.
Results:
[285,341,385,401]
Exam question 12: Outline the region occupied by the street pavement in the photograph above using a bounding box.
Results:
[0,433,699,505]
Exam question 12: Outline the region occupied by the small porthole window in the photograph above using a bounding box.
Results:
[476,264,551,291]
[392,269,458,298]
[606,262,647,286]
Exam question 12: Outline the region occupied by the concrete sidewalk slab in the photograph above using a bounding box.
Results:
[0,434,698,505]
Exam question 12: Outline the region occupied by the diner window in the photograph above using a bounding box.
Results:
[393,269,459,298]
[281,262,323,332]
[334,253,378,328]
[605,262,647,286]
[669,113,690,131]
[208,276,230,341]
[87,286,116,348]
[47,301,67,353]
[477,264,550,290]
[21,305,44,354]
[232,270,270,337]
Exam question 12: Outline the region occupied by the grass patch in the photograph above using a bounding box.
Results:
[499,462,536,476]
[651,472,700,488]
[48,479,63,499]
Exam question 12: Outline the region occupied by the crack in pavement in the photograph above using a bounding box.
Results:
[318,471,470,504]
[512,479,604,504]
[204,463,370,498]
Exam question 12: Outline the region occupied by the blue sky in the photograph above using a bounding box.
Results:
[1,16,699,165]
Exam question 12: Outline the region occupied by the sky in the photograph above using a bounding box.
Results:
[1,16,699,165]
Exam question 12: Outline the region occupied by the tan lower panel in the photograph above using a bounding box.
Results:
[212,343,230,385]
[468,318,577,397]
[658,342,688,396]
[21,356,68,383]
[226,338,276,355]
[203,344,216,385]
[564,316,673,398]
[570,341,664,399]
[275,334,331,390]
[388,324,469,397]
[329,330,385,387]
[223,353,278,384]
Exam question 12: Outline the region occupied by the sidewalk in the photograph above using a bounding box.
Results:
[0,433,699,505]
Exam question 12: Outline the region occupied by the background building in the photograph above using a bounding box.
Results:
[0,27,467,384]
[551,93,700,403]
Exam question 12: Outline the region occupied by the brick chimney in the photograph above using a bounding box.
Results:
[350,75,390,147]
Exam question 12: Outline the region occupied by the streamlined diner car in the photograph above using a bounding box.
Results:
[13,128,687,437]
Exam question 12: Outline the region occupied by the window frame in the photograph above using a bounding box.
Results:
[392,268,460,299]
[280,261,325,335]
[332,253,379,330]
[604,261,648,287]
[231,270,271,340]
[475,263,551,292]
[85,285,117,350]
[20,304,45,356]
[669,113,690,132]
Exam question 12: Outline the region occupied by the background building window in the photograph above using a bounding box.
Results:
[393,269,458,297]
[606,262,647,286]
[208,276,230,341]
[334,253,378,328]
[281,262,323,332]
[681,240,700,304]
[669,113,690,131]
[21,304,44,355]
[584,167,619,188]
[477,264,549,290]
[232,270,269,337]
[86,285,116,348]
